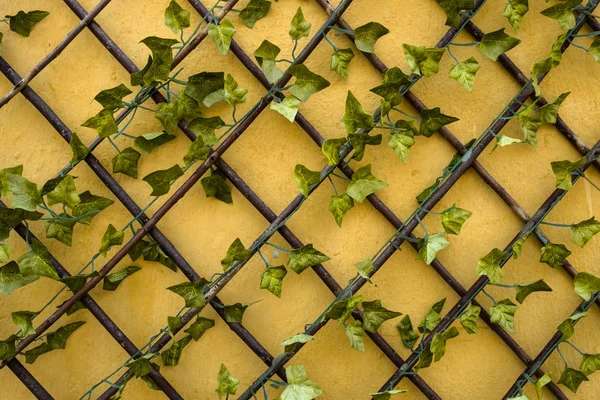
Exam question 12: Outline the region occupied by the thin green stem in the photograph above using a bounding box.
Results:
[107,137,121,153]
[539,221,573,228]
[323,34,338,51]
[392,107,421,120]
[449,41,480,47]
[563,340,586,356]
[579,173,600,192]
[557,345,569,369]
[493,283,518,289]
[447,46,460,64]
[264,242,292,253]
[292,38,299,60]
[482,288,497,305]
[327,175,339,196]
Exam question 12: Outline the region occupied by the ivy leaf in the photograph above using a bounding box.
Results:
[489,299,517,334]
[517,104,542,146]
[571,217,600,248]
[221,238,251,271]
[330,48,355,79]
[281,365,323,400]
[325,295,363,326]
[186,72,224,104]
[436,0,475,28]
[0,243,9,263]
[354,22,389,53]
[478,28,521,61]
[558,367,588,393]
[208,19,236,55]
[103,266,141,291]
[397,315,419,349]
[415,346,434,370]
[476,248,507,284]
[0,165,23,197]
[45,215,76,246]
[11,311,36,336]
[388,130,415,164]
[370,390,407,400]
[515,279,552,304]
[504,0,529,31]
[140,241,177,271]
[8,175,42,212]
[416,233,450,265]
[551,157,586,190]
[69,133,89,164]
[418,298,445,333]
[535,373,552,400]
[168,316,182,334]
[25,321,85,364]
[403,44,445,77]
[419,107,459,137]
[0,261,38,295]
[6,10,49,37]
[580,354,600,376]
[430,326,459,362]
[345,320,365,352]
[441,205,472,235]
[270,95,302,122]
[589,38,600,62]
[155,90,201,135]
[126,357,153,378]
[322,138,347,166]
[72,191,113,225]
[134,132,176,154]
[47,175,80,210]
[289,64,330,102]
[185,316,215,341]
[362,300,401,333]
[293,164,321,197]
[216,364,239,399]
[201,172,232,204]
[288,244,329,274]
[184,136,210,166]
[81,108,118,138]
[112,147,141,179]
[164,0,190,33]
[541,0,582,30]
[341,91,374,134]
[167,279,209,308]
[348,133,381,161]
[137,37,179,86]
[574,272,600,301]
[240,0,271,28]
[161,335,192,366]
[280,333,314,353]
[0,335,18,361]
[94,84,132,110]
[254,40,283,83]
[289,8,311,40]
[354,258,374,283]
[142,165,184,196]
[346,164,387,203]
[224,302,255,323]
[449,57,480,91]
[329,194,354,227]
[370,67,411,115]
[99,224,124,256]
[557,312,587,340]
[460,303,481,334]
[512,231,530,259]
[540,243,571,268]
[224,73,248,105]
[260,265,287,297]
[539,92,569,124]
[18,239,59,280]
[188,116,225,146]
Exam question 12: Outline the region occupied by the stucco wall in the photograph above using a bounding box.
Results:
[1,0,600,398]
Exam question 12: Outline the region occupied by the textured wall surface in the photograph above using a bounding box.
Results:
[1,0,600,399]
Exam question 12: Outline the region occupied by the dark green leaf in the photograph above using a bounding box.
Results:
[183,135,210,166]
[325,295,362,326]
[224,302,254,323]
[103,266,141,291]
[185,317,215,341]
[540,243,571,268]
[341,91,374,134]
[288,244,329,274]
[134,132,176,154]
[239,0,271,28]
[460,303,480,334]
[354,22,389,53]
[419,107,459,137]
[186,72,224,104]
[289,64,330,102]
[126,357,153,378]
[137,37,179,86]
[6,10,49,37]
[476,248,506,284]
[188,117,225,147]
[370,67,411,115]
[141,240,177,271]
[167,279,209,308]
[293,164,320,197]
[515,279,552,304]
[0,261,38,295]
[479,28,521,61]
[25,321,85,363]
[72,191,113,225]
[418,298,446,333]
[99,224,124,257]
[348,133,382,162]
[580,353,600,376]
[112,147,141,179]
[142,165,184,196]
[201,173,232,204]
[94,84,132,110]
[436,0,475,27]
[362,299,401,333]
[0,335,17,361]
[81,108,118,138]
[397,315,419,348]
[69,133,89,164]
[539,92,569,124]
[430,326,459,361]
[589,38,600,62]
[45,215,76,246]
[221,238,251,271]
[161,335,192,366]
[558,367,588,393]
[504,0,529,31]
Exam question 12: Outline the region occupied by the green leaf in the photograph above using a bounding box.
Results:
[47,175,80,210]
[99,224,124,256]
[289,8,311,40]
[517,104,542,146]
[478,28,521,61]
[370,390,407,400]
[224,302,254,323]
[430,326,459,361]
[280,333,314,353]
[449,57,480,91]
[8,175,42,212]
[329,194,354,227]
[167,315,182,335]
[0,335,17,361]
[188,116,225,146]
[341,91,374,134]
[12,311,36,336]
[460,303,480,334]
[441,205,472,235]
[136,37,179,87]
[208,19,236,55]
[103,266,141,291]
[185,316,215,341]
[370,67,411,115]
[25,321,85,364]
[403,44,445,77]
[221,238,251,271]
[216,364,239,399]
[240,0,271,28]
[281,365,323,400]
[201,173,232,204]
[155,91,201,135]
[293,164,321,197]
[418,298,445,333]
[515,279,552,304]
[0,261,38,295]
[541,0,582,30]
[161,335,192,366]
[557,312,586,340]
[512,231,530,259]
[164,0,190,33]
[388,120,417,163]
[72,191,113,225]
[346,164,387,203]
[289,64,330,102]
[539,92,569,124]
[354,258,374,284]
[134,132,176,154]
[0,243,9,264]
[589,38,600,62]
[415,346,434,371]
[6,10,49,37]
[183,136,209,168]
[362,299,401,333]
[354,22,389,53]
[348,133,382,161]
[81,108,118,138]
[416,233,450,265]
[489,299,517,334]
[254,40,283,83]
[504,0,529,31]
[167,279,208,308]
[571,217,600,248]
[574,272,600,301]
[224,73,248,105]
[345,320,365,352]
[69,133,89,164]
[45,215,76,246]
[260,265,287,297]
[436,0,475,28]
[419,107,459,137]
[558,367,588,393]
[476,248,506,284]
[288,244,329,274]
[494,135,523,150]
[18,240,59,280]
[325,295,363,326]
[397,315,419,348]
[186,72,225,104]
[551,157,586,190]
[126,357,153,378]
[322,138,347,166]
[0,165,23,197]
[540,243,571,268]
[112,147,141,179]
[535,373,552,400]
[94,84,132,110]
[270,95,302,122]
[142,165,184,196]
[330,48,355,79]
[581,354,600,376]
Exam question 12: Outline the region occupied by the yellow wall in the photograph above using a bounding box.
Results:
[1,0,600,399]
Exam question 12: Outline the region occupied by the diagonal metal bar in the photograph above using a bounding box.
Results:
[6,358,53,400]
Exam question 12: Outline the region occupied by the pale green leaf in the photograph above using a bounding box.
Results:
[580,354,600,376]
[185,316,215,341]
[164,0,190,32]
[436,0,475,27]
[271,95,302,122]
[341,91,374,134]
[288,244,329,274]
[346,164,387,203]
[293,164,321,197]
[441,205,472,235]
[354,22,389,53]
[504,0,529,31]
[574,272,600,301]
[208,19,236,55]
[460,303,480,334]
[345,320,365,352]
[541,0,582,30]
[430,326,459,361]
[403,44,445,77]
[134,131,176,154]
[416,233,450,265]
[11,310,36,336]
[362,299,401,333]
[479,28,521,61]
[571,217,600,248]
[289,8,311,40]
[103,266,141,291]
[448,57,480,91]
[216,364,239,399]
[45,215,76,246]
[0,261,38,295]
[18,239,59,280]
[6,10,49,37]
[280,333,314,353]
[330,48,354,79]
[224,73,247,105]
[476,248,507,284]
[260,265,287,297]
[551,157,586,190]
[221,238,251,271]
[99,224,124,256]
[329,194,354,227]
[112,147,141,179]
[489,298,517,333]
[167,279,208,308]
[8,175,42,212]
[289,64,330,102]
[254,40,283,82]
[281,365,323,400]
[240,0,271,28]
